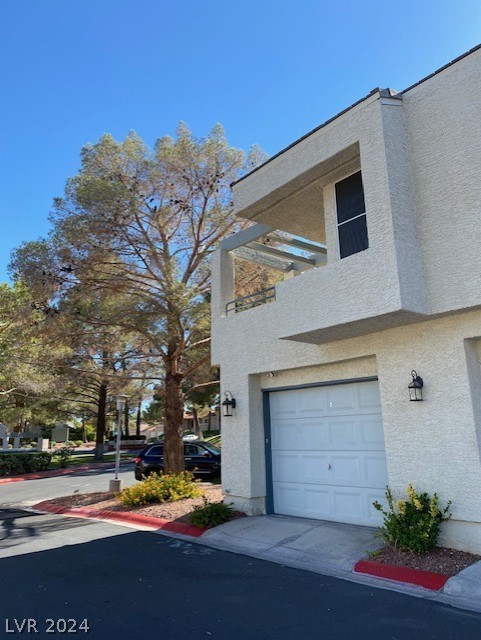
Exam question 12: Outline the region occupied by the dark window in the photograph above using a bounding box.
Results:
[335,171,368,258]
[147,445,163,456]
[185,444,202,456]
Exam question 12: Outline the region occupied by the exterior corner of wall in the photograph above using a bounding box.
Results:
[227,495,266,516]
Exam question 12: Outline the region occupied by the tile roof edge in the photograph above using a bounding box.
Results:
[233,43,481,189]
[401,42,481,95]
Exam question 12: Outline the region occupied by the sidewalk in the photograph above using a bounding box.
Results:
[27,500,481,615]
[200,515,481,614]
[0,459,134,484]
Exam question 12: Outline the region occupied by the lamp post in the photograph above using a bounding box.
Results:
[109,394,128,492]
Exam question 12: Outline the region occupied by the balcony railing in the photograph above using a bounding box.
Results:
[225,286,276,315]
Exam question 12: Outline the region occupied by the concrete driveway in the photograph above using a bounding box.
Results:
[203,514,382,573]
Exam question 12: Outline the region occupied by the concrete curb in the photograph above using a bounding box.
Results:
[354,559,449,591]
[19,504,481,614]
[32,500,207,538]
[0,459,134,484]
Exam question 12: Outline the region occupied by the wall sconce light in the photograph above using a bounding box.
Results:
[408,370,423,401]
[222,390,236,417]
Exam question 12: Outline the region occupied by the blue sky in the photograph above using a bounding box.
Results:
[1,0,480,282]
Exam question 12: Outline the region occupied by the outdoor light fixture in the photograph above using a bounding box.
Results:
[116,394,128,412]
[408,371,423,401]
[109,393,128,493]
[222,390,236,417]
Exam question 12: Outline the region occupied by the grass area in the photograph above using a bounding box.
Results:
[49,452,133,470]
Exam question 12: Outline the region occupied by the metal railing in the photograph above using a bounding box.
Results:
[225,286,276,315]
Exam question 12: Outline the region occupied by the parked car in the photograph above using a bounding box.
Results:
[134,441,221,480]
[145,431,199,445]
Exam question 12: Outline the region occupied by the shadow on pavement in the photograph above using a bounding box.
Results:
[0,508,96,550]
[0,517,480,640]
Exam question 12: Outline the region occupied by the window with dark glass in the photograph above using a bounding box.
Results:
[335,171,369,258]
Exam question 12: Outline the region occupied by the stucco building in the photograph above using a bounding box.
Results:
[212,45,481,553]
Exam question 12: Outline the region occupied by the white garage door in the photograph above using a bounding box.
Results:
[269,380,387,526]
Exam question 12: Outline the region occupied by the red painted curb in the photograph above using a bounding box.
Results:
[31,501,207,538]
[0,460,134,484]
[354,559,449,591]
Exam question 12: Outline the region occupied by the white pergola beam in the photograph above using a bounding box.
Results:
[267,232,327,255]
[220,224,273,252]
[247,241,317,265]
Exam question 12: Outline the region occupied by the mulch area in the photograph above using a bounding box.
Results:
[43,485,226,524]
[369,546,481,577]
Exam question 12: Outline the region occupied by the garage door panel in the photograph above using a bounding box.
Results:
[367,490,386,521]
[333,489,363,520]
[271,419,331,450]
[328,419,357,447]
[273,483,384,525]
[272,452,330,483]
[272,416,385,451]
[364,455,389,484]
[358,381,381,408]
[270,391,299,418]
[326,385,357,412]
[273,483,303,515]
[269,380,388,526]
[298,386,328,415]
[330,455,361,484]
[305,487,331,518]
[359,416,385,446]
[272,453,302,482]
[273,452,386,488]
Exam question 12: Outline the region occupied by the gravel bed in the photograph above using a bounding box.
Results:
[45,485,225,523]
[369,546,481,577]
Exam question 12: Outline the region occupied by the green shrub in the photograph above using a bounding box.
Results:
[202,430,220,439]
[30,441,37,448]
[75,440,83,447]
[120,472,203,506]
[0,452,52,477]
[52,446,74,468]
[188,498,234,528]
[68,426,96,441]
[373,485,452,553]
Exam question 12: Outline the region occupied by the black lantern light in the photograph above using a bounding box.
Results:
[408,370,423,401]
[222,390,236,417]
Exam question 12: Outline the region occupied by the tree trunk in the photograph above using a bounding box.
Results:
[136,399,141,437]
[94,382,107,461]
[163,359,185,474]
[81,415,87,443]
[192,406,201,439]
[124,402,129,437]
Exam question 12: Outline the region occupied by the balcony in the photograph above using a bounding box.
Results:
[212,93,428,347]
[221,223,328,316]
[225,286,276,315]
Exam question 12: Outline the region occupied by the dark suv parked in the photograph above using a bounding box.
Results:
[134,441,221,480]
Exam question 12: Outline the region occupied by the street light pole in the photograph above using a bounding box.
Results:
[109,394,128,493]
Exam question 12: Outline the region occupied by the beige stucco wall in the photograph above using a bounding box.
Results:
[403,47,481,316]
[216,307,481,553]
[213,49,481,553]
